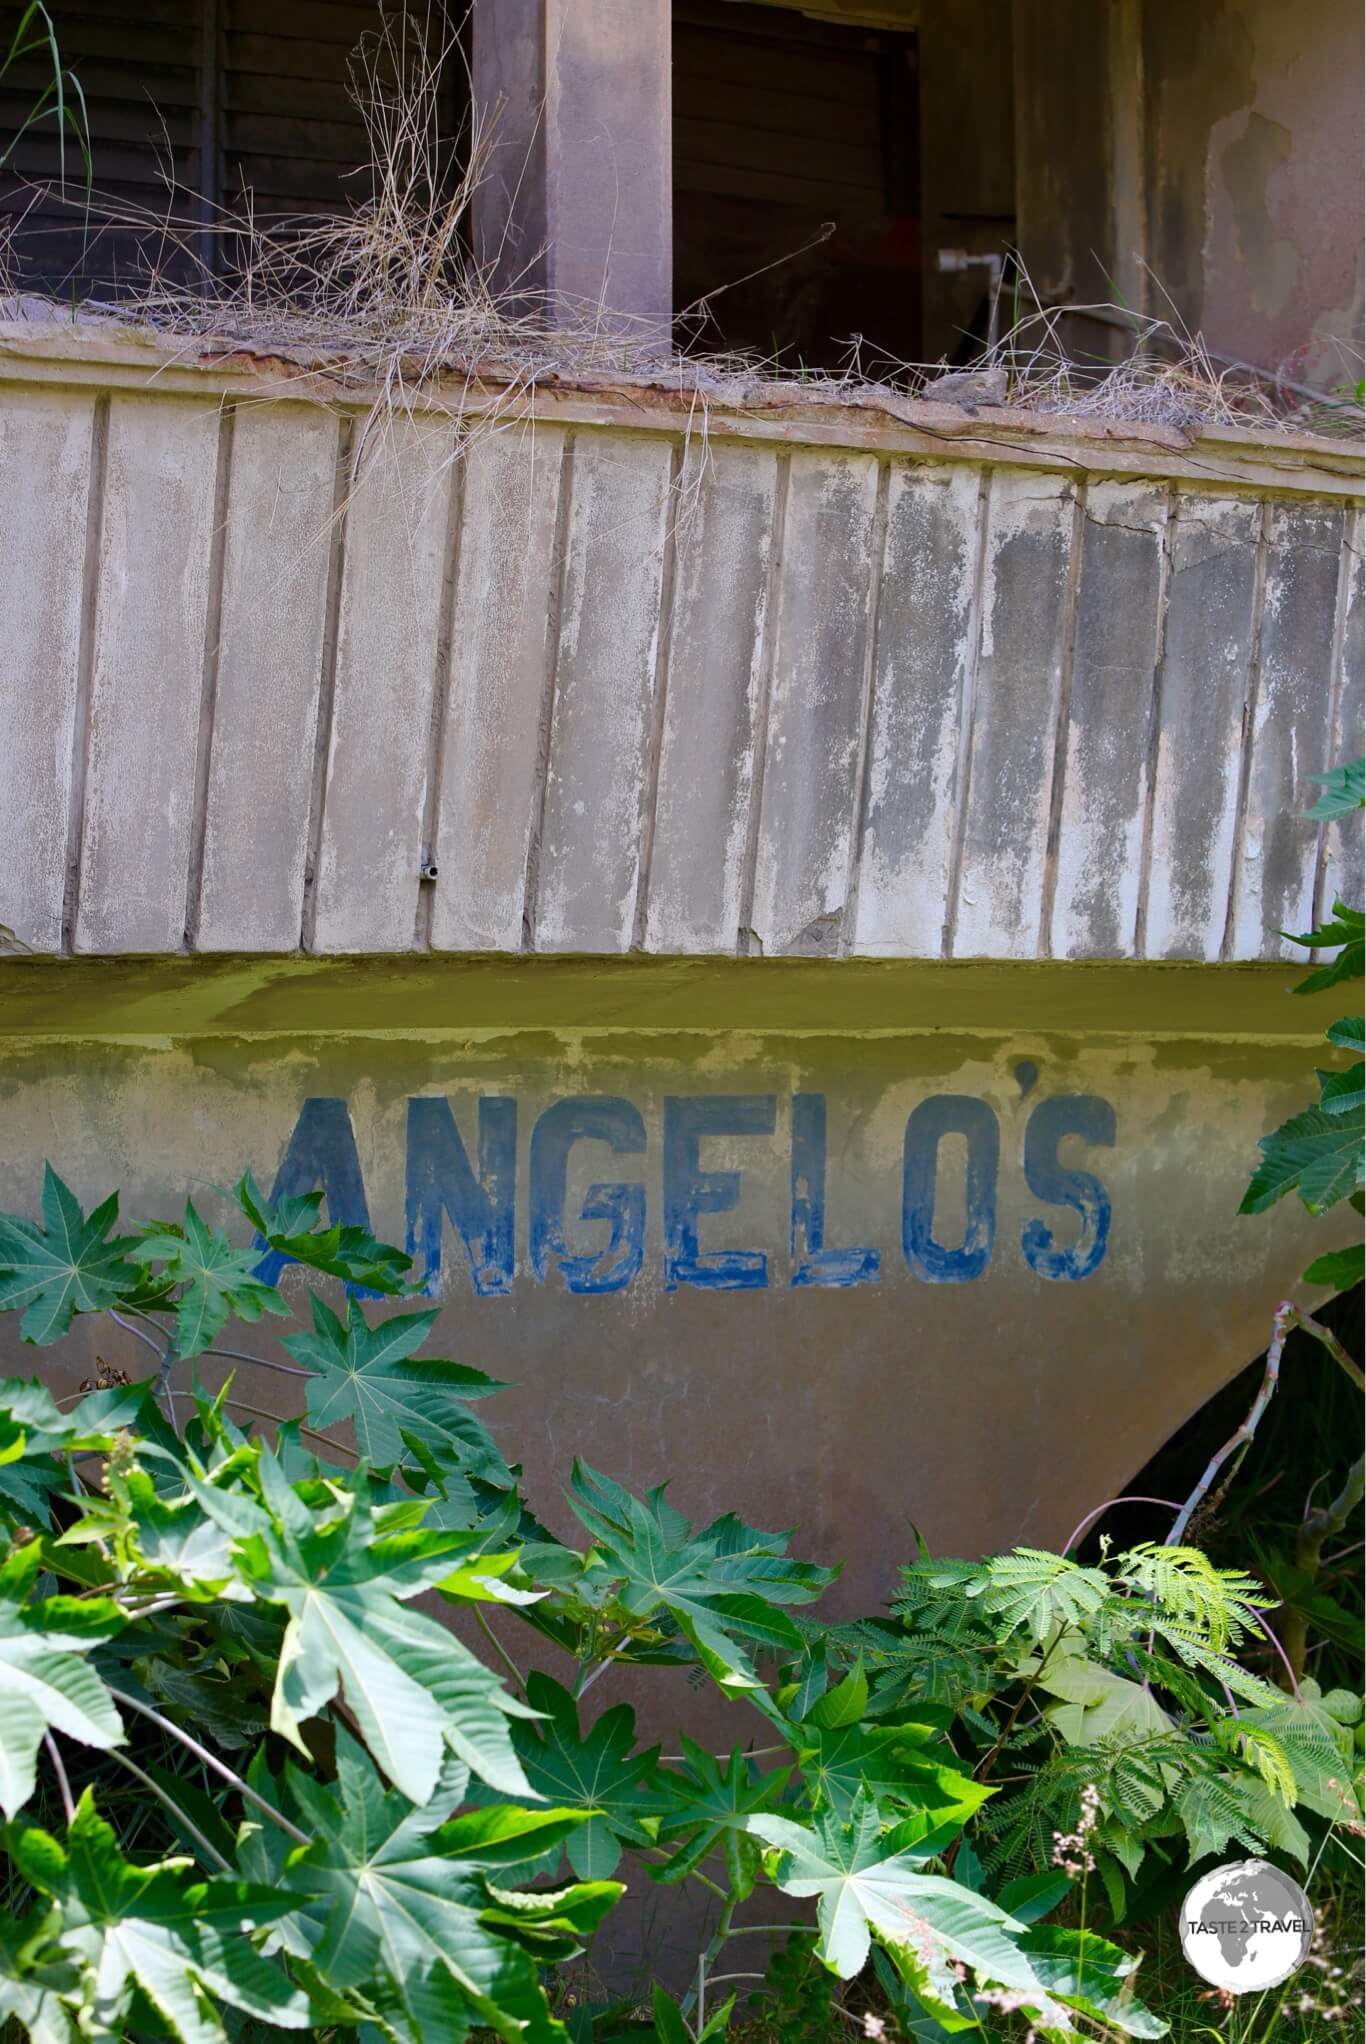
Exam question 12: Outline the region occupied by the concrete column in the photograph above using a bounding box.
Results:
[471,0,672,342]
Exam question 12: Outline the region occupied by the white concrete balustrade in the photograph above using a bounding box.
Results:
[1,323,1361,965]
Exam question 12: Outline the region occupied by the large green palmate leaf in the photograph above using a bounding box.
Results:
[8,1790,308,2044]
[1286,899,1365,993]
[1318,1058,1366,1115]
[1305,756,1365,821]
[236,1170,412,1294]
[506,1673,668,1880]
[208,1454,537,1805]
[796,1719,991,1826]
[566,1462,836,1691]
[240,1731,618,2044]
[1239,1103,1364,1215]
[750,1790,1045,1988]
[131,1202,289,1359]
[1034,1649,1174,1748]
[1016,1924,1167,2039]
[283,1296,510,1474]
[0,1379,106,1527]
[0,1547,124,1816]
[1303,1241,1366,1289]
[0,1902,79,2044]
[653,1734,791,1892]
[0,1167,142,1345]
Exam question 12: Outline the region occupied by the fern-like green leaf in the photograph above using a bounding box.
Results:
[979,1550,1108,1643]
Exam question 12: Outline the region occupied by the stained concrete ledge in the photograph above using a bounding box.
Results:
[0,952,1342,1042]
[1,328,1360,971]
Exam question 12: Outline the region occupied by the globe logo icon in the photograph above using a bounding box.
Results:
[1179,1859,1314,1993]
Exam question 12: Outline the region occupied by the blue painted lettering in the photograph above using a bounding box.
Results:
[256,1096,372,1285]
[1022,1095,1115,1280]
[790,1093,879,1287]
[530,1097,646,1294]
[663,1095,775,1291]
[405,1097,517,1296]
[902,1095,998,1282]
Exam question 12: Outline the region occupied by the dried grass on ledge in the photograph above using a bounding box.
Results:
[3,8,1362,453]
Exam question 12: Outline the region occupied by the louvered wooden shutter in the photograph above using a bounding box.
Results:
[1,0,465,299]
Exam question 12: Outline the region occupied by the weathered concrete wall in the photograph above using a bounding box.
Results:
[1,329,1359,968]
[1145,0,1364,391]
[0,956,1347,1603]
[1014,0,1365,389]
[0,331,1359,1589]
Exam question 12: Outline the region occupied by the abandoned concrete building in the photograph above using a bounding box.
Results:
[0,0,1362,1595]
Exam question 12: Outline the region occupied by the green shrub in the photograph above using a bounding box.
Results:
[0,1167,1358,2040]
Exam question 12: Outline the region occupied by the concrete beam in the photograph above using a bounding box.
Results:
[471,0,672,341]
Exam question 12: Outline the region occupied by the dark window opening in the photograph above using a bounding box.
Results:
[0,0,468,304]
[672,0,920,373]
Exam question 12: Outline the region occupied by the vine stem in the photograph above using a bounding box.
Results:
[683,1892,737,2027]
[108,1687,311,1846]
[575,1652,627,1698]
[110,1311,163,1360]
[639,1848,728,1901]
[1062,1496,1184,1557]
[43,1731,74,1824]
[220,1396,357,1460]
[474,1609,526,1693]
[1166,1302,1294,1546]
[202,1344,312,1380]
[660,1745,789,1764]
[107,1749,233,1874]
[1244,1607,1303,1702]
[717,1924,798,1938]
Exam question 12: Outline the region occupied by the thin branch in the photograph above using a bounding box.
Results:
[1167,1301,1293,1545]
[1281,1450,1366,1682]
[108,1686,311,1846]
[1293,1309,1366,1392]
[973,1630,1066,1783]
[43,1731,74,1824]
[118,1595,190,1621]
[106,1749,233,1873]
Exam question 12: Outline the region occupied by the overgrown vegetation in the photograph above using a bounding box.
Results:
[3,9,1361,450]
[0,2,87,190]
[0,1149,1359,2042]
